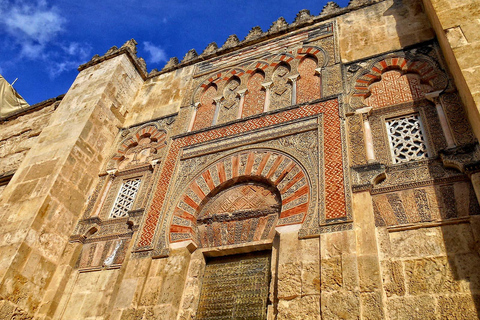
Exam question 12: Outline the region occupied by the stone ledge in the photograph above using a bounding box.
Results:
[386,216,471,232]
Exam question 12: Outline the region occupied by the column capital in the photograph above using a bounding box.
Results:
[192,102,200,109]
[236,89,248,97]
[213,96,224,104]
[106,169,118,177]
[314,67,323,75]
[355,107,373,117]
[150,158,161,166]
[261,81,273,89]
[425,90,443,104]
[288,74,300,83]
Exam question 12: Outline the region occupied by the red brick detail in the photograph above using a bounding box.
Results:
[232,154,239,177]
[192,85,217,131]
[190,180,206,201]
[323,101,346,219]
[245,152,255,175]
[364,71,427,108]
[355,57,438,90]
[170,225,192,233]
[274,54,295,65]
[242,71,266,118]
[266,155,285,180]
[274,161,296,186]
[183,195,199,211]
[297,48,320,55]
[202,170,216,191]
[254,216,268,240]
[282,185,309,206]
[217,161,226,184]
[174,207,195,221]
[256,152,271,176]
[137,99,345,248]
[282,171,304,193]
[297,56,321,104]
[281,203,308,218]
[372,66,382,74]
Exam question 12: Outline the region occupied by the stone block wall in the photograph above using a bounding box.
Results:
[1,1,480,319]
[0,48,144,318]
[378,221,480,319]
[0,100,58,197]
[422,0,480,140]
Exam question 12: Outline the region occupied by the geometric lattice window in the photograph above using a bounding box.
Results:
[109,178,141,218]
[386,114,429,164]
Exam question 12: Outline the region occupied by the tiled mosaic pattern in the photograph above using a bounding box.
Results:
[243,72,266,117]
[192,85,217,131]
[364,70,430,109]
[297,56,321,104]
[351,57,443,109]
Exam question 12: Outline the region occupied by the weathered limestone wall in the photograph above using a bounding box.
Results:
[378,220,480,318]
[0,53,144,318]
[276,229,320,320]
[124,66,195,128]
[54,245,192,319]
[422,0,480,140]
[338,0,434,63]
[0,102,57,178]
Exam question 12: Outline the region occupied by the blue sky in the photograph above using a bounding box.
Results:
[0,0,350,104]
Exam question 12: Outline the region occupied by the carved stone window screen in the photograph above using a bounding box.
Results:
[386,114,429,164]
[109,178,142,218]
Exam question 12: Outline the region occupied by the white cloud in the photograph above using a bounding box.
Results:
[47,60,80,78]
[46,42,92,78]
[0,1,92,78]
[143,41,167,64]
[1,0,66,59]
[61,42,92,60]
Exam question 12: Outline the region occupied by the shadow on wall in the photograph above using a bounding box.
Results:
[380,1,480,316]
[384,0,434,49]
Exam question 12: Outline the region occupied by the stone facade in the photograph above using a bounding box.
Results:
[1,1,480,319]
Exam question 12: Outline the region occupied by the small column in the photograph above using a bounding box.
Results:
[315,67,323,97]
[261,82,273,112]
[187,102,200,132]
[288,74,300,105]
[212,96,223,125]
[470,172,480,210]
[91,170,116,217]
[425,91,456,149]
[236,89,247,119]
[355,107,376,163]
